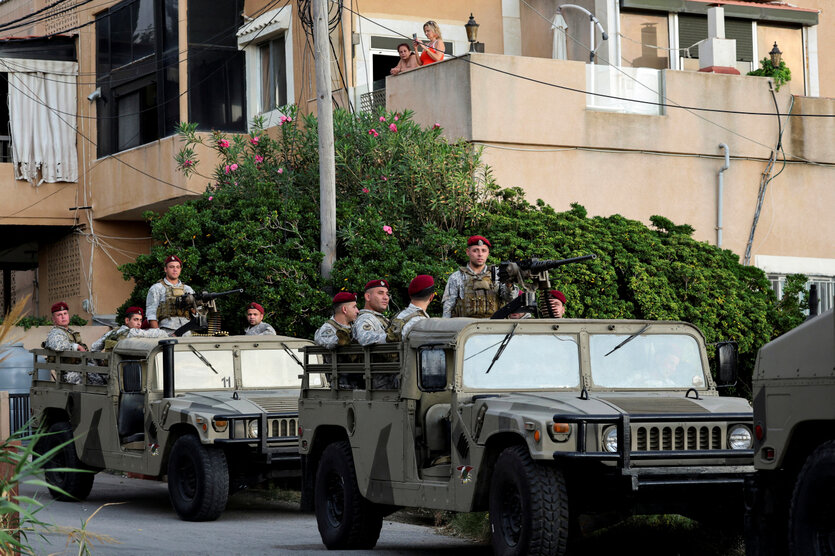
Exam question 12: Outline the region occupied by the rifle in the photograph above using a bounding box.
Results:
[173,288,244,337]
[490,255,596,319]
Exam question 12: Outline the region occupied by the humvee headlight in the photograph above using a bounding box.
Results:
[728,425,752,450]
[247,420,259,438]
[603,427,618,453]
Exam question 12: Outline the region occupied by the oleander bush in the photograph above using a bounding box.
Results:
[118,107,807,388]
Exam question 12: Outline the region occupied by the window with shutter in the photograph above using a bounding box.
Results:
[678,14,753,62]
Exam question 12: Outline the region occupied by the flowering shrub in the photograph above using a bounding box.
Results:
[124,107,805,386]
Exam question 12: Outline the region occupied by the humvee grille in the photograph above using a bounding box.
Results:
[270,417,298,438]
[635,425,724,451]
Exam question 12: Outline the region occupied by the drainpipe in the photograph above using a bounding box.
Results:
[717,143,730,248]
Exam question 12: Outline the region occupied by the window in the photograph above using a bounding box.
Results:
[259,37,287,112]
[188,0,245,132]
[770,275,835,315]
[95,0,179,157]
[679,14,753,63]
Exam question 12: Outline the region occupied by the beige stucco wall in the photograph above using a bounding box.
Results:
[387,53,835,264]
[0,167,79,226]
[802,0,833,98]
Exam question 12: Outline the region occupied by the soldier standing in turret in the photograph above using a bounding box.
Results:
[146,255,195,333]
[244,302,277,335]
[353,279,391,345]
[90,306,169,351]
[314,292,359,348]
[442,236,515,318]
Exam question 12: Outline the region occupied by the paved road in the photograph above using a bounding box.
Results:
[20,473,490,555]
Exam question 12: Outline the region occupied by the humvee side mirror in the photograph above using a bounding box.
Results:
[419,346,447,392]
[715,341,738,386]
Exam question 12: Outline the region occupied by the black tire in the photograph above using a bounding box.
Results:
[314,440,383,549]
[41,421,95,501]
[789,440,835,555]
[489,445,569,556]
[167,434,229,521]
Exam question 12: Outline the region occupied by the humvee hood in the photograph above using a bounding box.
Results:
[171,390,299,415]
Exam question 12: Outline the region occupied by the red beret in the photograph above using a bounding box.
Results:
[248,302,265,315]
[364,279,390,291]
[51,301,68,313]
[467,235,491,248]
[549,290,567,304]
[164,255,182,266]
[125,306,144,317]
[332,292,357,304]
[408,275,435,296]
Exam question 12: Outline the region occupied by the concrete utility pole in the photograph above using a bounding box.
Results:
[313,0,336,279]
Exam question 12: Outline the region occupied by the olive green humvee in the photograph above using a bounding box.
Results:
[31,335,319,521]
[299,318,754,555]
[744,308,835,555]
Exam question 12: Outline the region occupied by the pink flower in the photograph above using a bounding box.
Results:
[182,159,193,167]
[362,187,370,193]
[433,123,440,129]
[208,196,213,201]
[394,115,399,121]
[218,139,230,148]
[368,128,376,135]
[382,225,393,235]
[388,123,397,132]
[255,155,264,164]
[250,136,260,146]
[230,163,239,171]
[379,116,386,122]
[277,168,284,174]
[224,165,231,174]
[381,176,387,181]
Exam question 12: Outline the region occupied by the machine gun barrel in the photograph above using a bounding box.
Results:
[524,254,597,274]
[193,288,244,302]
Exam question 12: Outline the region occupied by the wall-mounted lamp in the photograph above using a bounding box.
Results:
[769,42,782,66]
[464,13,484,53]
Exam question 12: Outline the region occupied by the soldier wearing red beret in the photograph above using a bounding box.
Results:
[146,254,196,332]
[353,280,391,346]
[314,292,359,349]
[91,306,169,351]
[43,301,92,384]
[547,290,567,318]
[244,302,277,335]
[442,235,516,318]
[387,275,435,342]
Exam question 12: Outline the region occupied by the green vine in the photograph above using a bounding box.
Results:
[747,57,791,91]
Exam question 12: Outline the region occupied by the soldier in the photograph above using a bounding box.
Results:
[43,301,102,384]
[314,292,359,349]
[91,306,169,351]
[442,235,515,318]
[547,290,566,318]
[146,255,195,333]
[244,302,277,335]
[353,279,391,346]
[388,275,434,341]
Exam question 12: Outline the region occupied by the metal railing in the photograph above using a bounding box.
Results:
[0,136,11,163]
[359,89,386,113]
[10,393,30,436]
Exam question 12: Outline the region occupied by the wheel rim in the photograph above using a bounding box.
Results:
[324,470,346,528]
[498,478,523,547]
[174,454,198,501]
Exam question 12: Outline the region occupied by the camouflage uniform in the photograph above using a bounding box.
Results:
[314,319,353,349]
[91,326,169,352]
[442,265,516,318]
[245,322,277,336]
[146,278,195,332]
[387,304,429,342]
[43,326,106,385]
[353,309,389,346]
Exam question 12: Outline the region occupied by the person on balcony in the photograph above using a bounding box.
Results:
[414,21,445,66]
[391,43,419,75]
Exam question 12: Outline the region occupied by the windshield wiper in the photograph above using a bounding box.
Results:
[485,323,518,374]
[604,324,650,357]
[281,343,304,369]
[189,345,219,374]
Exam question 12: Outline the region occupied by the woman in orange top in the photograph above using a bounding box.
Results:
[414,20,445,66]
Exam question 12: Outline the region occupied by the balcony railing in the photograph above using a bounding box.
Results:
[586,65,664,116]
[360,89,386,113]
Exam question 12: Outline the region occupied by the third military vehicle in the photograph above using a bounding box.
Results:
[744,307,835,555]
[31,335,320,521]
[299,318,754,555]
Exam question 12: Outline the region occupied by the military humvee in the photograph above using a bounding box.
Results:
[31,335,319,521]
[744,308,835,555]
[299,318,754,555]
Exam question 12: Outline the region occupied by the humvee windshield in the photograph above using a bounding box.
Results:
[153,347,320,390]
[462,333,580,389]
[589,333,706,389]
